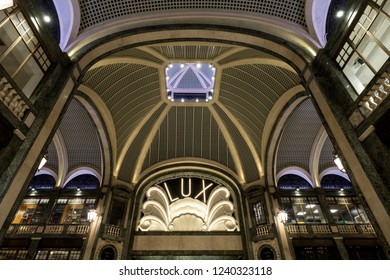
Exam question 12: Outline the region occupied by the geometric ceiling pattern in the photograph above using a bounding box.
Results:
[43,0,339,188]
[78,0,307,31]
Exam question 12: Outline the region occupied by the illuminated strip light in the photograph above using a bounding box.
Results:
[0,0,13,10]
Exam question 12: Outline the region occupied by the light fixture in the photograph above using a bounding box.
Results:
[336,10,344,18]
[37,154,48,170]
[43,15,51,23]
[277,210,288,224]
[87,209,97,223]
[0,0,13,10]
[333,153,346,173]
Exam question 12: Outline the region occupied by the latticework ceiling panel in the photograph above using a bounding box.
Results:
[58,99,102,172]
[118,103,168,182]
[219,64,301,157]
[319,136,337,173]
[276,98,323,173]
[142,106,237,174]
[149,45,232,60]
[78,0,307,31]
[213,103,259,183]
[82,63,161,152]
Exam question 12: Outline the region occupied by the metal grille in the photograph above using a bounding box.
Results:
[79,0,307,31]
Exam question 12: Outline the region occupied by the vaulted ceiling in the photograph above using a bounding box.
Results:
[39,0,344,188]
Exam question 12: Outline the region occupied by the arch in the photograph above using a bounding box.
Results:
[319,167,350,183]
[29,172,57,189]
[305,0,332,47]
[99,245,117,260]
[34,167,58,182]
[52,0,80,50]
[71,29,310,77]
[276,167,314,189]
[63,167,102,188]
[66,14,319,60]
[134,166,242,232]
[320,173,352,190]
[75,94,112,186]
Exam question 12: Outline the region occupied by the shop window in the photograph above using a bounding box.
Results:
[252,201,267,226]
[344,239,386,259]
[49,198,96,224]
[12,198,49,224]
[107,198,127,227]
[35,249,81,260]
[326,197,369,224]
[293,238,341,260]
[280,196,326,224]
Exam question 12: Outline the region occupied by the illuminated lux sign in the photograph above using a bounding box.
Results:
[138,177,239,232]
[163,178,214,203]
[0,0,14,10]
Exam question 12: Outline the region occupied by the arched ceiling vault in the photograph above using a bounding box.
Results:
[46,1,339,188]
[80,43,305,186]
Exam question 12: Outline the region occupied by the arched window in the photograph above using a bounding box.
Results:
[278,174,312,190]
[278,174,325,224]
[28,174,56,190]
[64,174,100,190]
[321,174,352,191]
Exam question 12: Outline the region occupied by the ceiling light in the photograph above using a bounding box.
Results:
[333,153,346,172]
[330,209,338,213]
[43,15,51,23]
[38,154,48,170]
[296,211,306,216]
[336,10,344,18]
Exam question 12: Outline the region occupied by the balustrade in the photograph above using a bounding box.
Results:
[0,76,30,120]
[359,72,389,117]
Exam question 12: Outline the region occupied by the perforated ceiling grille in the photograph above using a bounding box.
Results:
[82,63,161,151]
[150,45,232,60]
[78,0,307,31]
[213,103,260,183]
[219,64,301,157]
[276,99,323,173]
[46,140,58,174]
[319,136,336,173]
[118,103,168,182]
[142,106,236,173]
[58,99,102,173]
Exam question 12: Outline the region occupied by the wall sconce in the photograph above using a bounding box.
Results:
[37,154,48,170]
[87,209,97,223]
[333,153,346,173]
[277,210,288,224]
[0,0,14,10]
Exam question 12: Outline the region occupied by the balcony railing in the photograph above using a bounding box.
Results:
[358,72,389,118]
[0,75,34,121]
[285,223,376,235]
[6,223,90,236]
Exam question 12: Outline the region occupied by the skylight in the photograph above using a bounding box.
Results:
[166,63,216,103]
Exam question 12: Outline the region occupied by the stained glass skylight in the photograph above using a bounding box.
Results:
[166,63,216,102]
